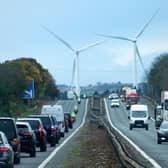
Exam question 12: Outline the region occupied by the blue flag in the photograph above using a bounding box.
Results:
[22,80,35,99]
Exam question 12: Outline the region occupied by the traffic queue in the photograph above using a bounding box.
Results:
[0,104,78,168]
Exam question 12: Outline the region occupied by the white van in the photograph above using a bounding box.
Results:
[128,104,150,130]
[41,105,65,137]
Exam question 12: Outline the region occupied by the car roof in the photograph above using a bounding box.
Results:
[0,117,15,120]
[131,104,148,111]
[17,118,42,122]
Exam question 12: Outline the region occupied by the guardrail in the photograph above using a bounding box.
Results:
[90,96,160,168]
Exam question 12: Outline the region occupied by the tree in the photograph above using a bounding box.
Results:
[147,53,168,102]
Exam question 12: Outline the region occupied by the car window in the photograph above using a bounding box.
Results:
[18,120,39,130]
[132,111,147,118]
[0,119,16,140]
[0,135,3,144]
[39,117,51,128]
[17,124,29,133]
[160,122,168,129]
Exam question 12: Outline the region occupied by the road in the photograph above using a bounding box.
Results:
[106,98,168,168]
[15,99,87,168]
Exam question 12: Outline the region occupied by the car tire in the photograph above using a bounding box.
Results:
[61,132,65,137]
[8,163,14,168]
[40,138,47,152]
[157,138,161,144]
[30,146,36,157]
[14,154,20,164]
[129,125,133,130]
[145,125,149,130]
[50,139,56,147]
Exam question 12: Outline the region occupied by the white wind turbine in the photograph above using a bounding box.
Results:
[98,9,159,88]
[43,26,106,103]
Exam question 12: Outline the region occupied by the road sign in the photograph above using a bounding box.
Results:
[22,80,35,99]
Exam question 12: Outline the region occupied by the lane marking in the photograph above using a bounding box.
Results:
[38,99,88,168]
[104,99,161,168]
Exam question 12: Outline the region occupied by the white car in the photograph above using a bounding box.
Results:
[110,99,120,107]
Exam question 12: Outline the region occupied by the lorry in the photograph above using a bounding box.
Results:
[155,90,168,128]
[126,90,139,110]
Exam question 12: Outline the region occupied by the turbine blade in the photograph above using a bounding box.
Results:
[135,44,148,77]
[71,58,76,87]
[77,39,106,53]
[136,9,159,39]
[42,25,75,52]
[97,34,133,42]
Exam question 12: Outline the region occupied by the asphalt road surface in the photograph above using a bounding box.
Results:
[15,99,87,168]
[106,98,168,168]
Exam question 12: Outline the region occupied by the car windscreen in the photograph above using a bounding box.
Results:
[55,113,64,121]
[38,117,51,129]
[0,119,16,140]
[160,122,168,129]
[132,111,147,118]
[112,99,119,102]
[18,120,39,130]
[16,124,29,133]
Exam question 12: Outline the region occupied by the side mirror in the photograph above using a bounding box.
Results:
[128,116,130,120]
[148,116,151,120]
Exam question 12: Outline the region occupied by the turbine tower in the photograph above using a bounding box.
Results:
[99,9,159,88]
[43,26,106,103]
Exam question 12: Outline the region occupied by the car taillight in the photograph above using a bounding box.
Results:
[39,125,43,141]
[0,147,9,152]
[12,138,20,145]
[24,132,32,136]
[51,125,56,132]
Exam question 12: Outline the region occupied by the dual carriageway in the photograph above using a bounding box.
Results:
[15,97,168,168]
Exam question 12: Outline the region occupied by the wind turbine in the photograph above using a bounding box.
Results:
[43,25,106,103]
[98,9,159,88]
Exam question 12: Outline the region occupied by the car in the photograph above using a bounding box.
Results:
[0,131,14,168]
[41,105,65,137]
[110,98,120,107]
[64,112,73,129]
[0,117,21,164]
[50,115,61,141]
[16,122,36,157]
[128,104,150,130]
[17,118,47,152]
[157,121,168,144]
[108,93,119,100]
[28,115,59,147]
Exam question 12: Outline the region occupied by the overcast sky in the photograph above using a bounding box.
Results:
[0,0,168,86]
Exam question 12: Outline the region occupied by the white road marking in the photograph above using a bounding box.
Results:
[38,99,88,168]
[104,99,161,168]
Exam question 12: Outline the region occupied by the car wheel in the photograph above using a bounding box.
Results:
[129,125,133,130]
[14,154,20,164]
[40,138,47,152]
[50,139,56,147]
[61,132,65,137]
[30,145,36,157]
[145,125,149,130]
[157,138,161,144]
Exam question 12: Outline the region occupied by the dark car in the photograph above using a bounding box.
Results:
[17,118,47,152]
[0,118,21,164]
[64,112,73,129]
[0,131,14,168]
[50,115,61,141]
[16,122,36,157]
[157,121,168,144]
[28,115,59,147]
